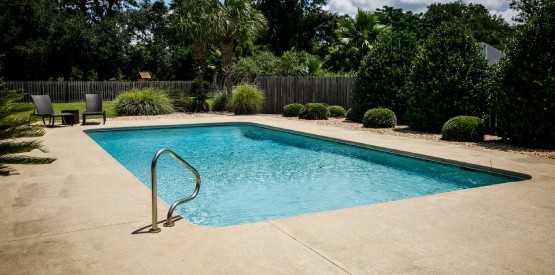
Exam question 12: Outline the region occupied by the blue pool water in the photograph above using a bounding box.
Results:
[86,124,524,227]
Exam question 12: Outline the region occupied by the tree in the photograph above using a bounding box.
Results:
[217,0,267,93]
[0,81,55,175]
[349,31,417,123]
[171,0,220,94]
[0,0,57,80]
[253,0,335,56]
[494,0,555,148]
[422,1,512,49]
[375,6,424,39]
[323,9,386,72]
[404,21,491,132]
[126,0,173,79]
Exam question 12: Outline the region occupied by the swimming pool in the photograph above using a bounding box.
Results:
[86,123,525,227]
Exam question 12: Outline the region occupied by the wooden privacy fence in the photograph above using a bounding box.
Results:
[7,77,354,114]
[257,76,354,113]
[7,81,193,102]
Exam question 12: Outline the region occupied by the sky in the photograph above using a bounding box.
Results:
[324,0,517,23]
[163,0,517,24]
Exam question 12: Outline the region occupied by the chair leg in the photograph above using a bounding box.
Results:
[103,113,106,124]
[82,114,86,125]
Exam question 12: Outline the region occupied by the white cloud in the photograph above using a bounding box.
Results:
[325,0,515,23]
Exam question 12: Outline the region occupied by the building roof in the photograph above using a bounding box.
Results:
[139,71,152,79]
[479,42,503,65]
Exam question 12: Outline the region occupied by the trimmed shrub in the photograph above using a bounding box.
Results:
[350,31,417,123]
[282,103,304,117]
[212,92,229,112]
[494,1,555,148]
[298,103,330,120]
[328,105,347,118]
[363,108,397,128]
[229,84,265,115]
[404,21,491,132]
[441,116,484,142]
[346,108,354,121]
[114,88,174,116]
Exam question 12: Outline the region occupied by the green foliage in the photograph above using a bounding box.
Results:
[217,0,267,92]
[298,103,330,120]
[232,50,327,81]
[328,105,347,118]
[323,9,386,72]
[362,108,397,128]
[346,108,354,120]
[168,92,195,112]
[441,116,484,142]
[494,0,555,148]
[282,103,304,117]
[0,81,55,175]
[404,21,491,132]
[253,0,336,55]
[212,92,229,112]
[114,88,174,116]
[229,84,265,115]
[423,2,513,49]
[350,30,417,123]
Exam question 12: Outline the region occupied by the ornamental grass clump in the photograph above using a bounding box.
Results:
[441,116,484,142]
[114,88,174,116]
[363,108,397,128]
[282,103,304,117]
[328,105,346,118]
[229,84,265,115]
[212,92,229,112]
[298,103,330,120]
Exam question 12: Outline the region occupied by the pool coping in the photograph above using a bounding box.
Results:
[2,115,554,273]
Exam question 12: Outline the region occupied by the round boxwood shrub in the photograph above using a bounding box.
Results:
[298,103,330,120]
[229,84,265,115]
[114,88,174,116]
[282,103,304,117]
[346,108,354,120]
[441,116,484,142]
[363,108,397,128]
[328,105,346,118]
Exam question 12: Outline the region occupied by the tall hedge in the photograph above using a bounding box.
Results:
[404,21,491,132]
[494,1,555,149]
[350,31,417,122]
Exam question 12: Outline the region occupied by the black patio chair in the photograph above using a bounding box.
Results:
[82,94,106,125]
[30,95,73,127]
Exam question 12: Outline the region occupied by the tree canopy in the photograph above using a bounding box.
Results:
[0,0,515,82]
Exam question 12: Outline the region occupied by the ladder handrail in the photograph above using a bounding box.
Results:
[149,148,201,233]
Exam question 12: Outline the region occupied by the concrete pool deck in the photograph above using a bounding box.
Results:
[1,115,554,274]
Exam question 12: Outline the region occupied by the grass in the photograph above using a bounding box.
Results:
[13,101,117,121]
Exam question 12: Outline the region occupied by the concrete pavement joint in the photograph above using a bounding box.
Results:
[267,221,352,275]
[0,219,146,244]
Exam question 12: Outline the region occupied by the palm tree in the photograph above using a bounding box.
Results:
[171,0,220,95]
[0,81,55,176]
[217,0,267,94]
[333,9,386,70]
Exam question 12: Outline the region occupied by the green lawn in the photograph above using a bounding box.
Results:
[14,101,117,121]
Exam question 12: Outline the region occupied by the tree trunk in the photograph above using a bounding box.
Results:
[220,38,235,95]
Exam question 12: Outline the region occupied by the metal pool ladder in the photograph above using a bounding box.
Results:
[149,148,201,233]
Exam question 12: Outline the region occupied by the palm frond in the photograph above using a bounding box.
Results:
[0,140,47,155]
